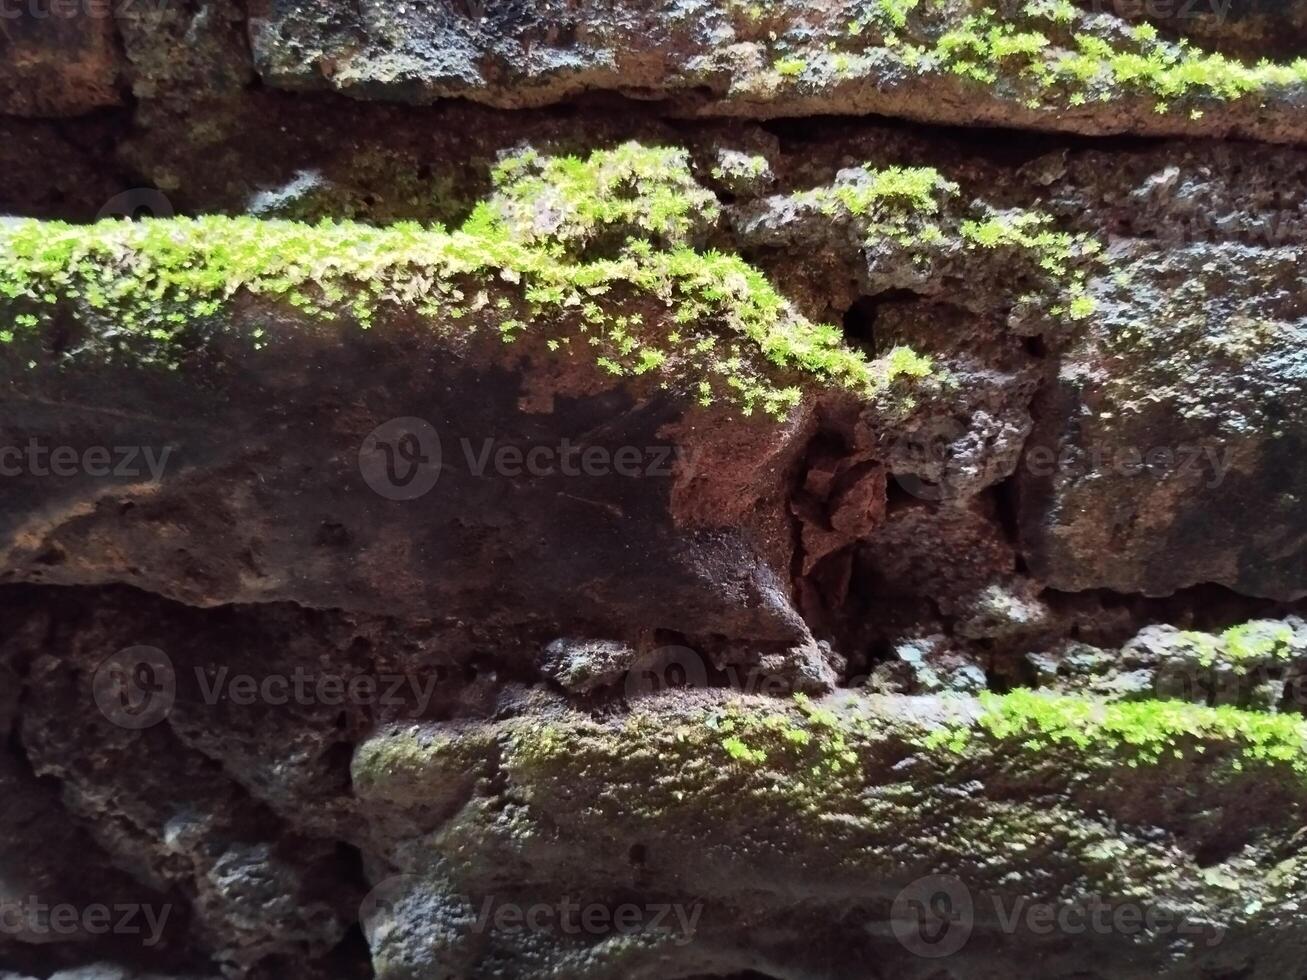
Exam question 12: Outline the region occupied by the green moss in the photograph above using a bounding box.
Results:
[799,164,956,217]
[817,3,1307,113]
[880,0,919,29]
[0,143,936,419]
[774,57,808,77]
[710,153,770,183]
[1223,622,1296,664]
[788,166,1103,323]
[484,143,719,252]
[721,735,767,763]
[925,689,1307,775]
[480,690,1307,907]
[1176,621,1298,670]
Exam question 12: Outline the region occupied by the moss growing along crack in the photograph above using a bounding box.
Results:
[0,143,935,418]
[773,2,1307,114]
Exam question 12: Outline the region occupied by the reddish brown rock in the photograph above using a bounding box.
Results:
[0,3,120,115]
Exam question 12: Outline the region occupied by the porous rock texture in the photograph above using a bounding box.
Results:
[2,1,1307,979]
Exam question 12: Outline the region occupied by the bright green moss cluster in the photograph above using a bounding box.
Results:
[699,688,1307,786]
[797,164,956,218]
[0,143,935,418]
[1177,621,1298,670]
[959,211,1101,319]
[477,143,720,252]
[925,689,1307,774]
[779,3,1307,114]
[709,693,863,775]
[788,165,1102,321]
[1223,622,1297,663]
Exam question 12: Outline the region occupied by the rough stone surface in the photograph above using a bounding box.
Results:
[1020,239,1307,599]
[351,689,1307,979]
[4,2,1307,978]
[245,0,1307,143]
[538,638,640,693]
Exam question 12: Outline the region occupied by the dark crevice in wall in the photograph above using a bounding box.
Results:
[990,477,1024,553]
[1042,583,1307,639]
[754,111,1212,167]
[839,290,925,357]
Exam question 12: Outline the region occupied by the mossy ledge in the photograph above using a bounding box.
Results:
[356,689,1307,932]
[0,143,937,419]
[767,1,1307,116]
[922,688,1307,773]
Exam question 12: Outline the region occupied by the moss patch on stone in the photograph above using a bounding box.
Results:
[776,3,1307,114]
[0,142,935,419]
[925,688,1307,775]
[782,163,1103,321]
[1176,621,1299,671]
[502,689,1307,829]
[352,691,1307,971]
[448,690,1307,910]
[479,143,721,253]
